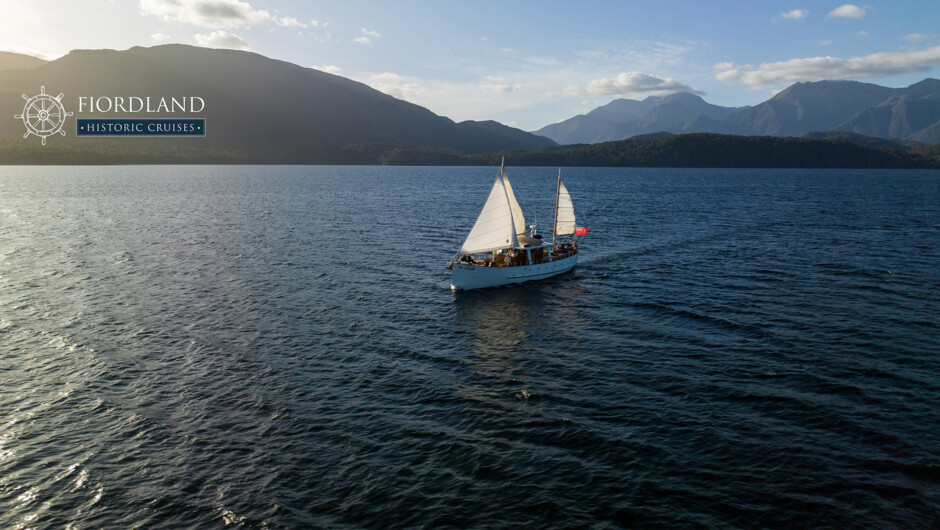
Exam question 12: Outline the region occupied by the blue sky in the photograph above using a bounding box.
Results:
[2,0,939,130]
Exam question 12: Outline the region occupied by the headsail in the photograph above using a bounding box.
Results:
[500,163,527,236]
[553,175,576,237]
[459,174,519,255]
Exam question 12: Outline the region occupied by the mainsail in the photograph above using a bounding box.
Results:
[501,164,526,236]
[553,175,576,237]
[459,174,519,255]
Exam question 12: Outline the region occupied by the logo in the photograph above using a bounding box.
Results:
[14,86,73,145]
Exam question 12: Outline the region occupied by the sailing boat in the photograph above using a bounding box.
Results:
[448,161,582,290]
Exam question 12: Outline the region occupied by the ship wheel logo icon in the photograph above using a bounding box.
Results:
[14,86,73,145]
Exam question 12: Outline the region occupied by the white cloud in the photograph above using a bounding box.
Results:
[858,30,869,37]
[273,16,305,28]
[194,30,250,50]
[781,9,808,20]
[311,64,341,75]
[346,37,710,129]
[140,0,306,31]
[150,32,171,43]
[827,4,866,18]
[140,0,271,28]
[353,71,532,124]
[354,28,381,45]
[307,20,331,42]
[714,45,940,87]
[565,72,702,97]
[903,33,929,44]
[819,40,833,46]
[366,72,424,100]
[481,75,522,93]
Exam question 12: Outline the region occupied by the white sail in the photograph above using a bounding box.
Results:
[554,178,577,236]
[501,165,527,236]
[459,175,519,255]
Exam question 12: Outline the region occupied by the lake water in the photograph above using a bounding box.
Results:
[1,165,938,528]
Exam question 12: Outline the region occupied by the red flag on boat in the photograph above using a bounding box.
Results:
[576,226,588,235]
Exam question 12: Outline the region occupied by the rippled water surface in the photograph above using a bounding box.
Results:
[1,165,938,528]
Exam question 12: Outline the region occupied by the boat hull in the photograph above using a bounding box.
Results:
[451,254,577,290]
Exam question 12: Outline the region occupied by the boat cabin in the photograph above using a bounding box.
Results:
[457,238,578,268]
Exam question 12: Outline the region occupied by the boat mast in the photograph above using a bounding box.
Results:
[552,168,561,246]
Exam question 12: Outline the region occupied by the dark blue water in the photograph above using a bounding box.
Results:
[1,166,938,528]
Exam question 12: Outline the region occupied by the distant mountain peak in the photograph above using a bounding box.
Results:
[647,91,703,103]
[534,91,740,144]
[904,78,940,95]
[910,77,940,86]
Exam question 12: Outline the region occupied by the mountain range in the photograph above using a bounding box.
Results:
[533,92,745,144]
[0,45,554,162]
[534,79,940,145]
[0,44,937,166]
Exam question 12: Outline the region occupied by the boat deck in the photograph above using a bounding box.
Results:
[461,247,577,268]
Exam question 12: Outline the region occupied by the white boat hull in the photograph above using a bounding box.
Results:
[451,254,577,290]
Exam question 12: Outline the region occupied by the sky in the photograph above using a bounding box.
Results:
[2,0,939,130]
